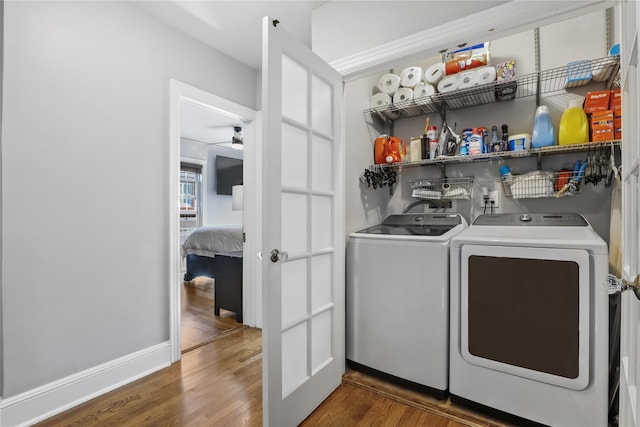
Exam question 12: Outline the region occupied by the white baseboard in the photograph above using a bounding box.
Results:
[0,341,172,427]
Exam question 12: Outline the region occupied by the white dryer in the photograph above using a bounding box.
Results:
[449,213,609,427]
[347,213,468,396]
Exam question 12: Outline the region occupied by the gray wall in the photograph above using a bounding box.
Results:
[1,1,257,397]
[342,10,615,243]
[206,146,243,226]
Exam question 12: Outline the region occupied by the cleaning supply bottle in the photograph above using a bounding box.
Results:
[559,100,589,145]
[499,165,513,197]
[531,105,556,148]
[468,128,484,155]
[501,124,509,151]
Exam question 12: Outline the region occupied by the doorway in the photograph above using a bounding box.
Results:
[169,79,258,362]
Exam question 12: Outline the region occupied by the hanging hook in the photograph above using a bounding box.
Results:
[605,142,619,187]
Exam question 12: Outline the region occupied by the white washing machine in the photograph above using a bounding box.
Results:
[449,213,609,427]
[347,213,468,396]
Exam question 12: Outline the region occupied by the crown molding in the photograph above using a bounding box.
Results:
[331,0,618,81]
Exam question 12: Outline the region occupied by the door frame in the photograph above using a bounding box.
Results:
[169,79,257,362]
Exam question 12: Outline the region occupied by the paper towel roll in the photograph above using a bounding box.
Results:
[393,87,414,104]
[475,66,497,85]
[457,70,478,89]
[437,74,459,93]
[400,66,423,88]
[414,82,436,100]
[370,92,391,109]
[424,63,444,85]
[378,73,401,95]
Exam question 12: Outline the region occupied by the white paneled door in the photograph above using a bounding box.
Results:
[620,1,640,426]
[261,16,344,427]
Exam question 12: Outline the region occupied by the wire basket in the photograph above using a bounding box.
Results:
[410,176,474,200]
[363,56,620,121]
[501,170,585,199]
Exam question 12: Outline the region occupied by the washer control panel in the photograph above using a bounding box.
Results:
[473,213,588,226]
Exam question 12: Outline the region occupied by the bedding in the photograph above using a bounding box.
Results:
[182,224,243,258]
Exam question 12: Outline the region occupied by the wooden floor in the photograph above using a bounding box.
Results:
[36,327,519,426]
[36,276,518,426]
[181,277,243,353]
[35,326,263,427]
[306,370,516,427]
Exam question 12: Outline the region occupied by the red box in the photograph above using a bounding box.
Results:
[584,90,611,114]
[611,89,622,113]
[590,110,614,142]
[615,116,622,140]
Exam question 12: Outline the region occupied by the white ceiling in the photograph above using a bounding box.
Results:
[133,0,326,144]
[132,0,325,70]
[180,99,246,146]
[137,0,508,143]
[141,1,612,144]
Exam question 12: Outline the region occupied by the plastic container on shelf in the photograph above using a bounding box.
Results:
[508,133,531,151]
[531,105,557,148]
[559,100,589,145]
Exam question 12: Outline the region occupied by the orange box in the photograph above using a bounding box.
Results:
[591,110,614,141]
[611,89,622,113]
[584,90,611,114]
[615,116,622,140]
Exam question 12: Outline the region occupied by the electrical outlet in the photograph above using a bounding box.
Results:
[480,190,499,209]
[436,200,453,209]
[489,190,499,208]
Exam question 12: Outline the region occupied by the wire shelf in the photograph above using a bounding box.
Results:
[410,176,474,200]
[371,140,620,170]
[364,56,620,121]
[501,170,585,199]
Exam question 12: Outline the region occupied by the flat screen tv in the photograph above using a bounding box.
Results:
[215,155,243,195]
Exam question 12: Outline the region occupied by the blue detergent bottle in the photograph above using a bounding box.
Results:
[531,105,556,148]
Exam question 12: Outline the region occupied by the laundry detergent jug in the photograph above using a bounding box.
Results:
[559,100,589,145]
[374,134,406,164]
[531,105,556,148]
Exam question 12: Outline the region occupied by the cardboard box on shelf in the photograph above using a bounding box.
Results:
[584,90,611,114]
[611,88,622,114]
[496,61,516,81]
[590,109,614,142]
[614,116,622,140]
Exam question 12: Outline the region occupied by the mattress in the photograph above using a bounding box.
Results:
[182,224,243,258]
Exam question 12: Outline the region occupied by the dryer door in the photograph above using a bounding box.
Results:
[460,245,590,390]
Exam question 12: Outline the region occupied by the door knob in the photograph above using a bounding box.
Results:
[604,274,640,300]
[270,249,289,263]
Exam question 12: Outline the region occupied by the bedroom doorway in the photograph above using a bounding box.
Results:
[179,160,241,353]
[169,79,258,362]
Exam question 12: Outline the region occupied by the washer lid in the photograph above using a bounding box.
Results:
[356,213,462,236]
[473,213,588,226]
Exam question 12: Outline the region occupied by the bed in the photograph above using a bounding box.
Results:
[182,224,244,323]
